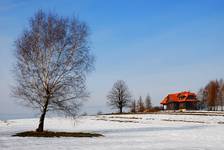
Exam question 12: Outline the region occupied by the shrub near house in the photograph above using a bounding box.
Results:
[161,91,198,110]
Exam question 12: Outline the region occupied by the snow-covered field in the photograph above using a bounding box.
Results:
[1,113,224,150]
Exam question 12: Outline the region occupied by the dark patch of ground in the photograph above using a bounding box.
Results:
[13,131,103,138]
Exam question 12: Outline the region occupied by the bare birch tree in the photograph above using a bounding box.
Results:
[12,10,94,132]
[107,80,132,113]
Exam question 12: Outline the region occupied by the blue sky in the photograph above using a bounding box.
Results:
[0,0,224,118]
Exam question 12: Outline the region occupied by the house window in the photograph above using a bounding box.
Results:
[187,95,196,99]
[179,96,186,100]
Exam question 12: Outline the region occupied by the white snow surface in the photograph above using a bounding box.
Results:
[1,113,224,150]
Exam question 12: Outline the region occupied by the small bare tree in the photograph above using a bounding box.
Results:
[137,96,145,112]
[197,88,207,110]
[12,10,94,132]
[145,94,152,110]
[220,83,224,111]
[217,79,224,111]
[107,80,132,113]
[206,80,218,111]
[130,100,136,113]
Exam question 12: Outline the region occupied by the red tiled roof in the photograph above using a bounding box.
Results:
[160,91,197,105]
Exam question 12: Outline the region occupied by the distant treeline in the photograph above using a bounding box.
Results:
[198,79,224,111]
[129,95,160,113]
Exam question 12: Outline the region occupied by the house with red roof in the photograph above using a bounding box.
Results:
[160,91,198,110]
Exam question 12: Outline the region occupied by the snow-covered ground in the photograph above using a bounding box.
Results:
[1,113,224,150]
